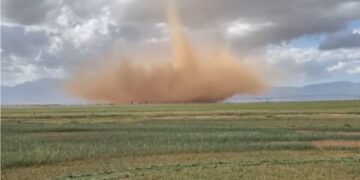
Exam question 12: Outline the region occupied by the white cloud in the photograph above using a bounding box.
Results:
[346,66,360,74]
[327,62,345,72]
[146,22,171,43]
[353,28,360,34]
[61,6,117,49]
[227,22,254,36]
[56,7,70,26]
[47,36,63,55]
[265,46,360,84]
[1,54,66,86]
[267,46,360,64]
[226,20,272,38]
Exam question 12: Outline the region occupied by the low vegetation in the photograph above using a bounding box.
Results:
[2,100,360,179]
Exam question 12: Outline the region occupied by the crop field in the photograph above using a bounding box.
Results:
[1,100,360,179]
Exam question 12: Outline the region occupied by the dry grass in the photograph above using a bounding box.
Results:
[311,140,360,148]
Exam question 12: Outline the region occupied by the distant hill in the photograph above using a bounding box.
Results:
[269,81,360,96]
[1,79,360,104]
[229,81,360,102]
[1,79,85,105]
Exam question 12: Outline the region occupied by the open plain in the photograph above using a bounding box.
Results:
[1,100,360,179]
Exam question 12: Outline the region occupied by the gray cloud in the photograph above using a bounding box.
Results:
[61,0,113,20]
[1,25,49,58]
[122,0,360,47]
[123,0,341,25]
[3,0,359,49]
[319,32,360,50]
[2,0,58,25]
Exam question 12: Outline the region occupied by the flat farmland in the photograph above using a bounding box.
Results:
[1,101,360,179]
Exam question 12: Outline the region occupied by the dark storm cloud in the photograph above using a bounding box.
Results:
[319,32,360,50]
[126,0,356,51]
[121,0,360,49]
[3,0,359,49]
[231,19,346,52]
[117,25,142,41]
[1,0,58,25]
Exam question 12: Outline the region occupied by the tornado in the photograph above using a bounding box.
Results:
[66,4,268,103]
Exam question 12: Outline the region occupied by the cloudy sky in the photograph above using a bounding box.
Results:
[1,0,360,87]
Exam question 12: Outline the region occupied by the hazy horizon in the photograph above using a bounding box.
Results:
[2,78,360,105]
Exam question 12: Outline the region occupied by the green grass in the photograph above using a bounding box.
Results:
[1,100,360,179]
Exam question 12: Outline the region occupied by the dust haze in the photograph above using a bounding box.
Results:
[66,5,268,103]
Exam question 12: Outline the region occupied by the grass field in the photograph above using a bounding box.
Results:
[1,100,360,179]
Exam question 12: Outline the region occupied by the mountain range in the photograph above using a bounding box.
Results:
[230,81,360,102]
[1,79,360,104]
[1,79,85,105]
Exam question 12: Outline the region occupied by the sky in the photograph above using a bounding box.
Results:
[1,0,360,87]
